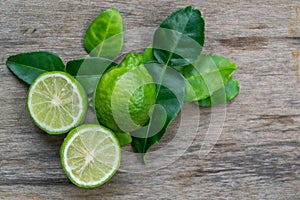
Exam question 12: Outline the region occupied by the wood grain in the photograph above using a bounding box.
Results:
[1,0,300,199]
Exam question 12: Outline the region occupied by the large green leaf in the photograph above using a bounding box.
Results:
[153,6,205,67]
[197,78,240,107]
[66,57,116,95]
[181,54,236,102]
[6,51,65,85]
[84,8,123,59]
[132,62,185,163]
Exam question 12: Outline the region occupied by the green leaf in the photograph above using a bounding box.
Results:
[180,54,236,102]
[6,51,65,85]
[84,8,124,59]
[115,132,132,147]
[197,78,240,107]
[66,57,116,95]
[142,45,155,63]
[131,62,185,162]
[153,6,205,67]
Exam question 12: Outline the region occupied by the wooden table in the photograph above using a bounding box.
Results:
[1,0,300,199]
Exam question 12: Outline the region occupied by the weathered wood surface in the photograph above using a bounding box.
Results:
[1,0,300,199]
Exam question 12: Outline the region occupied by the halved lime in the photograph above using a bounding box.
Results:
[27,71,87,134]
[60,124,121,188]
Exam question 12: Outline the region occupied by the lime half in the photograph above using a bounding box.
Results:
[60,124,121,188]
[27,71,87,134]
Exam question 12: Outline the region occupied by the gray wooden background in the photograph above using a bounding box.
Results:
[1,0,300,199]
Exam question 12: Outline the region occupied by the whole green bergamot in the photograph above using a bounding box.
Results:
[94,52,156,133]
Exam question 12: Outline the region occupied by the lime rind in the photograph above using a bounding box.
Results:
[60,124,121,188]
[27,71,88,134]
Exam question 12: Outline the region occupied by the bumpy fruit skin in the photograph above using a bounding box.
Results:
[94,52,156,133]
